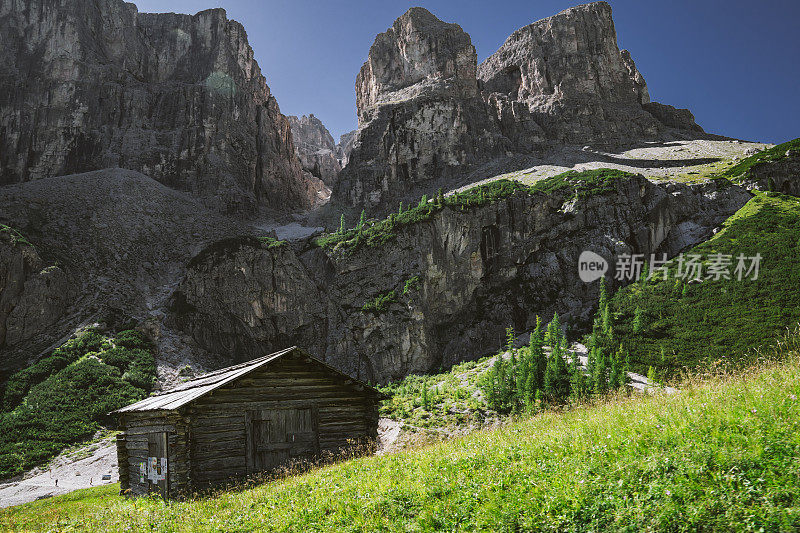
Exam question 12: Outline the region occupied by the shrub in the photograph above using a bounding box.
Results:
[0,328,156,479]
[361,290,397,314]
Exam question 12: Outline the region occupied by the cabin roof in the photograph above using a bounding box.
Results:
[113,346,383,414]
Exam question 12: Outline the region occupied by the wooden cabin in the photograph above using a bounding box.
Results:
[112,346,382,498]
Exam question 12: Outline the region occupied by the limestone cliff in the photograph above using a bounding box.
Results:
[335,3,706,215]
[0,227,72,359]
[0,0,315,214]
[172,176,751,383]
[288,114,342,186]
[336,7,505,212]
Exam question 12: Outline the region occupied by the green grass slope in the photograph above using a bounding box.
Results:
[607,192,800,377]
[0,328,155,479]
[3,350,799,531]
[723,138,800,180]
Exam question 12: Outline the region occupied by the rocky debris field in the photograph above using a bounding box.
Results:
[0,433,118,508]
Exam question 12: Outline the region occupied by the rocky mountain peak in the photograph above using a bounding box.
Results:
[337,2,706,214]
[355,7,478,122]
[287,114,342,186]
[478,1,645,107]
[0,0,318,214]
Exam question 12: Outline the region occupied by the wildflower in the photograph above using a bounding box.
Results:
[665,489,671,496]
[790,394,797,401]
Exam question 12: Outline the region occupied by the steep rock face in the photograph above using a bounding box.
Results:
[336,7,505,212]
[643,103,704,133]
[171,237,327,361]
[173,176,751,382]
[288,114,342,186]
[0,0,313,213]
[0,229,71,355]
[478,2,661,145]
[336,2,705,215]
[336,130,357,168]
[354,7,479,115]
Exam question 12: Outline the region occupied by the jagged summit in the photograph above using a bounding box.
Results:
[336,2,705,214]
[0,0,319,214]
[355,6,478,121]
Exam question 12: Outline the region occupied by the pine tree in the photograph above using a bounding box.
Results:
[505,326,516,354]
[610,345,625,390]
[569,349,586,400]
[647,365,658,389]
[545,312,562,346]
[586,345,597,380]
[622,348,631,392]
[544,315,570,402]
[358,209,366,230]
[529,318,547,394]
[598,276,608,311]
[398,202,404,215]
[436,188,444,207]
[601,304,611,336]
[593,348,608,395]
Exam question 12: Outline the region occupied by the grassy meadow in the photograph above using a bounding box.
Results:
[2,345,799,531]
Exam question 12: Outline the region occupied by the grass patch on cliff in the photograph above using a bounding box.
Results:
[529,168,636,198]
[361,290,397,314]
[188,236,287,269]
[0,224,33,248]
[4,352,800,531]
[605,192,800,378]
[258,236,288,249]
[317,169,636,254]
[0,329,155,480]
[723,137,800,180]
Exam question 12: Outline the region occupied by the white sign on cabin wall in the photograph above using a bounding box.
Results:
[147,456,167,482]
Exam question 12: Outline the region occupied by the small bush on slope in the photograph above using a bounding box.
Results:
[3,349,800,531]
[607,192,800,377]
[0,329,155,479]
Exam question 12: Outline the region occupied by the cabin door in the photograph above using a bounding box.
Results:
[146,432,169,498]
[246,407,319,475]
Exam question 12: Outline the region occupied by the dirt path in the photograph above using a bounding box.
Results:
[0,435,118,508]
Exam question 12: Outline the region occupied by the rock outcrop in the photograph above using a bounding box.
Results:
[173,176,751,383]
[0,227,72,357]
[336,130,358,168]
[740,147,800,195]
[288,115,342,186]
[0,0,315,214]
[336,7,504,212]
[171,237,327,360]
[0,168,241,374]
[335,3,706,215]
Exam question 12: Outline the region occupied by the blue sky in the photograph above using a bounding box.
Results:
[133,0,798,144]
